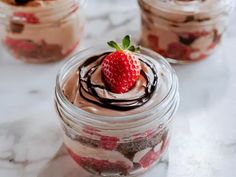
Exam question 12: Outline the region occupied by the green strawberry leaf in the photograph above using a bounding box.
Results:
[128,45,135,52]
[107,41,121,50]
[122,35,131,49]
[107,35,139,52]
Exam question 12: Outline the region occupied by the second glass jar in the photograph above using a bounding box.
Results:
[139,0,235,64]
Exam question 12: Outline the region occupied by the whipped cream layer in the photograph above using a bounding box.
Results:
[63,52,172,116]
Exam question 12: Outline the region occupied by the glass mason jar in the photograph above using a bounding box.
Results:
[138,0,235,64]
[54,45,179,176]
[0,0,86,63]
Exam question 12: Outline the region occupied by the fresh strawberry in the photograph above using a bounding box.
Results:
[14,12,39,24]
[100,136,119,150]
[102,35,141,93]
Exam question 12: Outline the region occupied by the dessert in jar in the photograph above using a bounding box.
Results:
[138,0,235,64]
[0,0,85,63]
[54,36,179,176]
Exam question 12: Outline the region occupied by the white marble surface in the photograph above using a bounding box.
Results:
[0,0,236,177]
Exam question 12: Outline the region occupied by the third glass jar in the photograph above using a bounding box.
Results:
[0,0,86,63]
[138,0,235,64]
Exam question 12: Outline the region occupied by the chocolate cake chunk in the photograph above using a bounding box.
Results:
[9,21,24,33]
[15,0,31,5]
[184,15,195,23]
[117,130,167,160]
[213,29,222,44]
[179,34,197,45]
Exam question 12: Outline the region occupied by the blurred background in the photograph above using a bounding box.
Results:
[0,0,236,177]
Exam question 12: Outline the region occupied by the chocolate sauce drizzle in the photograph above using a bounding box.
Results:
[78,52,158,111]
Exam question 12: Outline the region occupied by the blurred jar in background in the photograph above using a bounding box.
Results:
[0,0,86,63]
[139,0,235,64]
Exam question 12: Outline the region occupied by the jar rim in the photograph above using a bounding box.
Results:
[138,0,234,16]
[55,45,179,126]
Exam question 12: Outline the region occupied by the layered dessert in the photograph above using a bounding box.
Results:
[0,0,84,63]
[64,127,169,176]
[139,0,234,63]
[55,36,179,176]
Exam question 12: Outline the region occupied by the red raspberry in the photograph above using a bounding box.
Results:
[158,49,168,57]
[147,34,167,57]
[14,12,39,24]
[102,35,141,93]
[5,37,19,48]
[100,136,119,150]
[18,40,36,52]
[167,42,194,60]
[5,37,36,52]
[139,150,160,168]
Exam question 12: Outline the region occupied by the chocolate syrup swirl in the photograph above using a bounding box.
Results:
[78,52,158,111]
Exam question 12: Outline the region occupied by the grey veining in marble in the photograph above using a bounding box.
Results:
[0,0,236,177]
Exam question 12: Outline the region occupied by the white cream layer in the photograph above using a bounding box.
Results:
[64,135,134,168]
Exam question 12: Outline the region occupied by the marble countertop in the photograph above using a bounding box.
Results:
[0,0,236,177]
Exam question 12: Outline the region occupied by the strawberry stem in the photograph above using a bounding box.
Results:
[122,35,131,49]
[107,35,140,52]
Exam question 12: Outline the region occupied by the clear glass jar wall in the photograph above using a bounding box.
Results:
[54,46,180,176]
[0,0,85,63]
